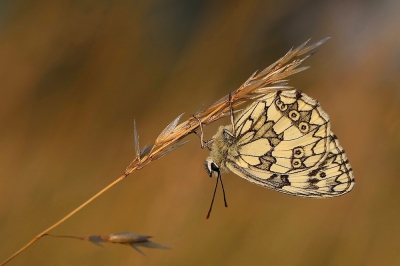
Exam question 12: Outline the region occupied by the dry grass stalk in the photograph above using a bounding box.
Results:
[1,37,329,265]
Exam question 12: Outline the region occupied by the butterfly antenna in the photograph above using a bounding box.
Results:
[206,173,220,219]
[228,93,236,136]
[219,172,228,208]
[206,171,228,219]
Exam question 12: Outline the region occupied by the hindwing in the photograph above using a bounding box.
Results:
[223,90,354,197]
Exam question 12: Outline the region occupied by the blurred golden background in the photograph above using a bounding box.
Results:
[0,0,399,265]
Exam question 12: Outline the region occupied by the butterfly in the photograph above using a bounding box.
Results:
[205,89,354,201]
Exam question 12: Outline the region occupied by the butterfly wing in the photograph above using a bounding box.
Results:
[225,90,354,197]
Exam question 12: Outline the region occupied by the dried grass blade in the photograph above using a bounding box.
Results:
[244,70,258,86]
[269,66,310,81]
[140,143,153,158]
[255,85,293,94]
[134,120,140,160]
[256,57,282,77]
[134,241,170,249]
[156,113,184,143]
[298,37,331,55]
[152,140,189,160]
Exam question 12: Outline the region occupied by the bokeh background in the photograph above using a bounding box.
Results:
[0,0,399,265]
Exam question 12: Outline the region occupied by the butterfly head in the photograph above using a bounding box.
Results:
[205,158,220,178]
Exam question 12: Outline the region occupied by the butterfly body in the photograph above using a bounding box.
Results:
[205,90,354,198]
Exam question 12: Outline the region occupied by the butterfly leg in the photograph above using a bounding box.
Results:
[228,93,236,136]
[192,115,213,150]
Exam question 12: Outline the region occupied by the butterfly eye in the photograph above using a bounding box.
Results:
[289,110,300,121]
[299,122,309,133]
[292,158,302,168]
[205,159,219,177]
[293,147,305,158]
[211,162,220,172]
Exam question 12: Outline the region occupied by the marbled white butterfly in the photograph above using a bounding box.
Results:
[205,89,354,198]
